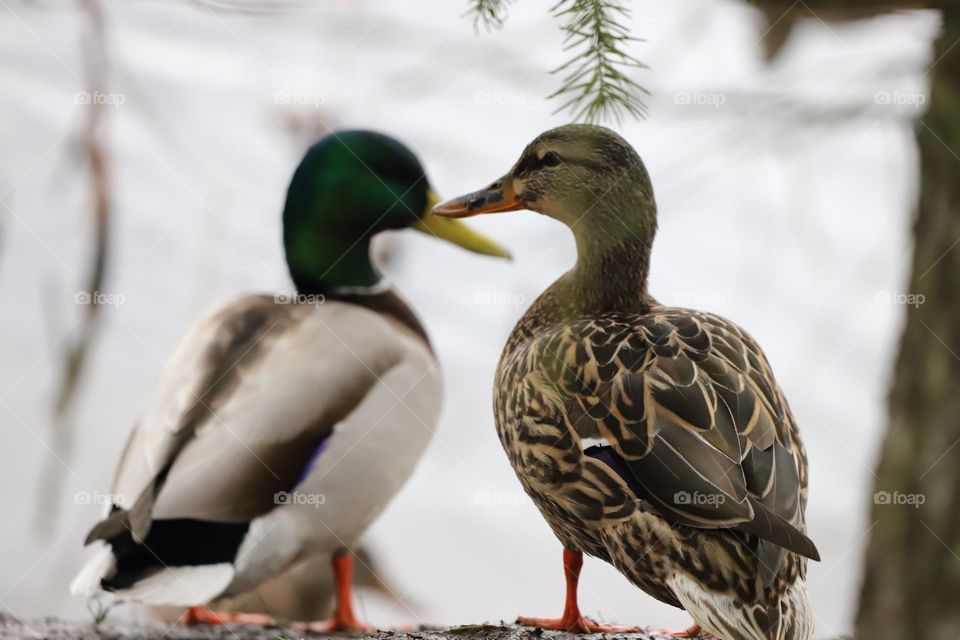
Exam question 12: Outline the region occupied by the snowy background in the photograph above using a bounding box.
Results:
[0,1,940,636]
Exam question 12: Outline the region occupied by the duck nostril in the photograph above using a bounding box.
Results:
[490,181,502,190]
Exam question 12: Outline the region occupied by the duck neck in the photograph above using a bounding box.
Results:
[567,231,654,314]
[285,234,383,296]
[513,231,654,345]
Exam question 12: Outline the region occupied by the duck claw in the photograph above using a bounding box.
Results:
[517,615,641,633]
[293,618,374,633]
[653,624,714,639]
[180,606,273,626]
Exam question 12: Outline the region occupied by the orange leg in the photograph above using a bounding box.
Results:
[656,623,711,638]
[180,606,272,626]
[295,550,373,633]
[516,548,640,633]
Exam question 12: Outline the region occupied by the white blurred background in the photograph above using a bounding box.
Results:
[0,1,939,636]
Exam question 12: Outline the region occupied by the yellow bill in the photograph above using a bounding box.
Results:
[412,190,512,259]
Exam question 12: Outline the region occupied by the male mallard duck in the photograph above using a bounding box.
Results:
[153,547,396,623]
[71,130,509,630]
[435,124,819,640]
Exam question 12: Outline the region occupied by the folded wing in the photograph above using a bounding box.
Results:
[537,309,818,581]
[82,294,411,591]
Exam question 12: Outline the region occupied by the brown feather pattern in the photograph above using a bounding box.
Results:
[495,303,818,627]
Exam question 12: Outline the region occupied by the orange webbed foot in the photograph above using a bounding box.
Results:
[517,614,642,633]
[293,617,374,633]
[180,606,273,626]
[655,623,714,638]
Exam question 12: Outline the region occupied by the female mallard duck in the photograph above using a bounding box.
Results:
[70,130,509,630]
[435,124,819,640]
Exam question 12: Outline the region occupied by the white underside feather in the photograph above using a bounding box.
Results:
[669,572,813,640]
[69,545,115,596]
[112,564,235,607]
[70,295,440,606]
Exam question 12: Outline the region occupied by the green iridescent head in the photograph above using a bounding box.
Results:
[283,130,510,293]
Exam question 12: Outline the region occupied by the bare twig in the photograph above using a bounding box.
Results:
[34,0,111,536]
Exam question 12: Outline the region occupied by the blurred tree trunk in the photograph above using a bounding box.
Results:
[748,1,960,634]
[855,8,960,639]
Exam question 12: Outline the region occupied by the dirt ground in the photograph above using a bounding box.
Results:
[0,617,679,640]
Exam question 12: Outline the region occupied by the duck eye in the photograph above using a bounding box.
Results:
[541,151,562,167]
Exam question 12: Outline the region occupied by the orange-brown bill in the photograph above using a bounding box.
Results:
[432,175,525,219]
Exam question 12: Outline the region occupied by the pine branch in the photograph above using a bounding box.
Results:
[468,0,511,31]
[466,0,648,123]
[548,0,648,123]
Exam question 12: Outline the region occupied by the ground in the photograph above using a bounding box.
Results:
[0,617,689,640]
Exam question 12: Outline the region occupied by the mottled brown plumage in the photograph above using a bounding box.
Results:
[436,124,819,640]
